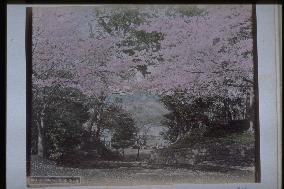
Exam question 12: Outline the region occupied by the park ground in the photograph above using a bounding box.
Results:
[29,154,255,186]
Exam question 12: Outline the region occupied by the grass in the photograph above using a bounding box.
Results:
[220,132,255,144]
[167,132,255,150]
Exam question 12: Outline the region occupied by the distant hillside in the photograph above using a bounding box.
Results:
[109,92,170,128]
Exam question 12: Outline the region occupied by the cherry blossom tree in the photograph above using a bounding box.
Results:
[31,5,255,155]
[33,5,253,97]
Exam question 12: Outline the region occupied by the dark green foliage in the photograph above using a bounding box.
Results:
[228,18,252,45]
[132,30,164,49]
[78,94,137,160]
[51,70,74,80]
[204,119,251,137]
[118,30,165,75]
[122,49,135,56]
[177,6,205,17]
[120,30,164,53]
[242,51,253,58]
[111,111,136,156]
[96,7,165,75]
[98,8,146,36]
[99,9,164,56]
[33,70,74,81]
[44,100,88,160]
[165,6,205,17]
[160,90,188,142]
[32,86,89,161]
[212,37,220,45]
[160,88,250,143]
[136,65,151,77]
[160,89,211,142]
[157,132,255,167]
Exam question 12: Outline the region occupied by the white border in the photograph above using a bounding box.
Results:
[7,5,281,189]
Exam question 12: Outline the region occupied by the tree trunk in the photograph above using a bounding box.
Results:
[37,117,44,158]
[37,104,47,158]
[223,98,232,123]
[136,148,140,161]
[94,108,102,143]
[248,89,254,133]
[95,126,101,143]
